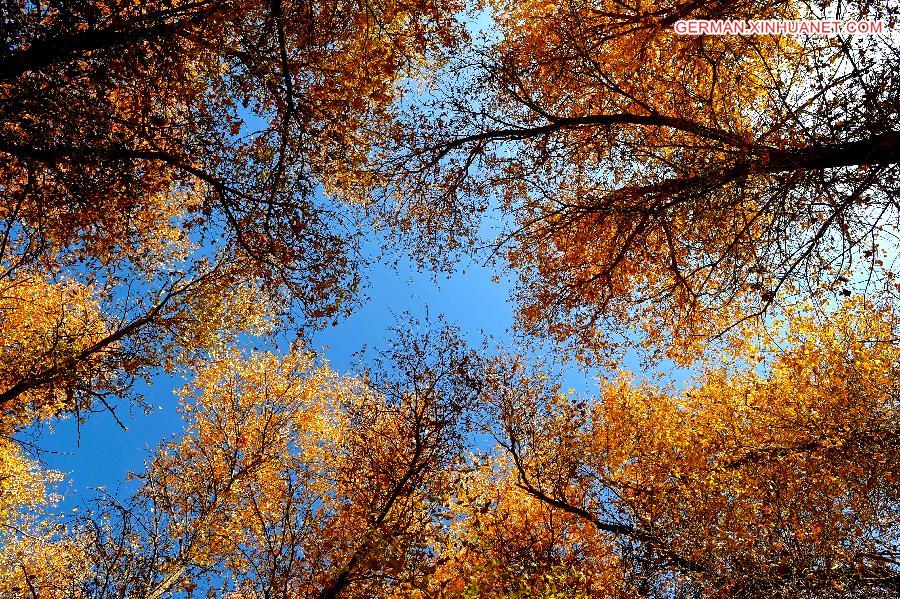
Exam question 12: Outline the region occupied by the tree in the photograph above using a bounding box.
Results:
[463,301,899,597]
[0,437,91,598]
[69,323,482,598]
[0,0,464,432]
[368,0,900,363]
[0,3,466,592]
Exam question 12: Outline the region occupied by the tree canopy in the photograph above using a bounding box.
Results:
[368,0,900,363]
[1,0,898,597]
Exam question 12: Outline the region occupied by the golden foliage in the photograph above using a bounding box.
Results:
[1,1,898,597]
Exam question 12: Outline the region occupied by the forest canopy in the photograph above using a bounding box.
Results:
[0,0,898,597]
